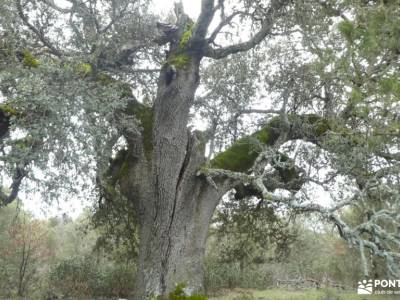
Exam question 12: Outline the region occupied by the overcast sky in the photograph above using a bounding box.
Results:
[55,0,201,18]
[153,0,200,19]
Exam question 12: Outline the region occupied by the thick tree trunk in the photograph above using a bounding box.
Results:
[127,47,220,298]
[133,181,221,299]
[119,4,246,297]
[119,52,312,297]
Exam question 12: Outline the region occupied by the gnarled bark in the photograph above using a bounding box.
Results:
[98,1,295,298]
[117,126,233,298]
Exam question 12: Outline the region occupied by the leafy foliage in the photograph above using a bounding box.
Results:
[0,0,399,295]
[158,283,207,300]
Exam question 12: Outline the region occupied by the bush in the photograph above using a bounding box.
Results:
[161,283,207,300]
[204,257,270,293]
[205,259,241,291]
[46,256,135,299]
[101,264,136,297]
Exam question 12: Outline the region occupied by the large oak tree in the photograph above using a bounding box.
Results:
[1,0,399,299]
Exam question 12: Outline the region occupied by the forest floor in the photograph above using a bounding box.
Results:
[208,288,400,300]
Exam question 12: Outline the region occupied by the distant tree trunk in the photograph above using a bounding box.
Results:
[17,228,31,297]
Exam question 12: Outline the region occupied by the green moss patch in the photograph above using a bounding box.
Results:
[22,49,40,68]
[168,53,191,69]
[165,21,195,70]
[157,283,207,300]
[210,115,331,172]
[338,20,355,42]
[0,103,18,116]
[75,62,93,77]
[125,100,154,159]
[179,22,195,50]
[210,117,281,172]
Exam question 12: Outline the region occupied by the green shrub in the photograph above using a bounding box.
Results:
[158,283,207,300]
[205,260,242,291]
[101,264,136,297]
[46,256,135,299]
[204,258,269,293]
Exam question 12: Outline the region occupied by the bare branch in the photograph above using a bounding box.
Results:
[40,0,72,13]
[0,167,26,207]
[192,0,216,41]
[274,194,400,278]
[204,0,291,59]
[207,11,240,43]
[15,0,63,58]
[130,68,161,73]
[0,110,10,141]
[318,0,349,21]
[99,0,130,34]
[237,108,281,115]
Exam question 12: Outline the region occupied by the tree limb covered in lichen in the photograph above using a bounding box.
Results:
[199,164,400,278]
[200,108,400,278]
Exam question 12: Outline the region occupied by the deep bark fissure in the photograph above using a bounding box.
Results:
[124,43,204,296]
[113,64,324,299]
[120,2,296,298]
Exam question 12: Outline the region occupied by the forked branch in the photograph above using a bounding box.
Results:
[204,0,292,59]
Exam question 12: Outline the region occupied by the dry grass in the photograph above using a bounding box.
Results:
[208,288,400,300]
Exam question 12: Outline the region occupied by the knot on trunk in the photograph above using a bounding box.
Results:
[154,22,179,46]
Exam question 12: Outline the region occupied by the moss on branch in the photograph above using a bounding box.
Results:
[178,22,195,50]
[165,21,195,70]
[125,100,154,159]
[210,114,331,172]
[210,116,282,172]
[167,54,191,69]
[21,49,40,68]
[0,103,18,116]
[75,62,93,77]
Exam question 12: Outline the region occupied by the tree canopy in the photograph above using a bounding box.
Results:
[0,0,399,297]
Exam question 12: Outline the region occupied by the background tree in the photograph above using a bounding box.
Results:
[0,202,53,297]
